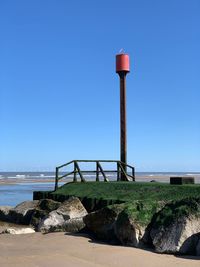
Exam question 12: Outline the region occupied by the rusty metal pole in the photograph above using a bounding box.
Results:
[116,53,130,181]
[119,72,127,166]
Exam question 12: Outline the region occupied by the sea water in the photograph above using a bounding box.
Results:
[0,172,199,207]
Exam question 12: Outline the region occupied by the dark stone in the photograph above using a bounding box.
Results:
[0,206,13,222]
[9,201,39,224]
[38,199,61,212]
[170,177,195,185]
[114,209,144,247]
[83,205,124,242]
[30,209,49,230]
[149,198,200,254]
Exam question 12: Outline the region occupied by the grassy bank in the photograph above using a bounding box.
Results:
[52,181,200,203]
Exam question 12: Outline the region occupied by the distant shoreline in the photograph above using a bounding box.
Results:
[0,172,200,207]
[0,172,200,184]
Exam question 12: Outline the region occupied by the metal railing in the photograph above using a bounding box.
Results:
[54,160,135,190]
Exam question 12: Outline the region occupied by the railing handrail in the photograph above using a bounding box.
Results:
[54,159,135,190]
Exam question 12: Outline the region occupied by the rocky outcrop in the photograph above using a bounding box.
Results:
[0,200,60,226]
[1,228,35,234]
[0,197,87,234]
[5,201,39,224]
[38,197,87,233]
[2,195,200,256]
[83,201,163,246]
[150,198,200,254]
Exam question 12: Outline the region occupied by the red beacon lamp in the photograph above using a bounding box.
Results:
[116,53,130,73]
[116,52,130,178]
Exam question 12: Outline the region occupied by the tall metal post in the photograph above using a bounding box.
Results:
[116,53,130,180]
[119,71,127,166]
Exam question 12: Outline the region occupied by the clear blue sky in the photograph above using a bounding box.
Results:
[1,0,199,172]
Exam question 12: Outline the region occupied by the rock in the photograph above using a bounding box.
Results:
[83,204,124,242]
[196,238,200,256]
[30,209,49,231]
[113,200,166,248]
[0,206,13,222]
[30,199,61,230]
[38,197,87,233]
[30,209,48,230]
[150,198,200,254]
[38,210,65,232]
[114,209,145,247]
[179,232,200,255]
[40,217,86,234]
[56,197,88,219]
[62,217,86,233]
[1,227,35,235]
[1,200,58,225]
[38,199,61,212]
[9,201,39,224]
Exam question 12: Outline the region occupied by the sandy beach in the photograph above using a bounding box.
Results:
[0,231,199,267]
[0,175,200,266]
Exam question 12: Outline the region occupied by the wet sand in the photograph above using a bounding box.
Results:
[0,232,199,267]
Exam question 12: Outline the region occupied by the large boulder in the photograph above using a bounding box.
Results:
[114,201,162,247]
[9,201,39,224]
[83,204,124,242]
[114,209,145,247]
[38,210,65,232]
[83,201,163,245]
[0,206,13,222]
[30,199,61,229]
[55,197,88,219]
[38,197,87,233]
[150,198,200,254]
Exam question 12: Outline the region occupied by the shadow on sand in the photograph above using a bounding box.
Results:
[64,232,200,260]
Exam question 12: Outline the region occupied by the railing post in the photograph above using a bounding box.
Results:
[74,161,77,182]
[121,162,127,181]
[119,162,129,181]
[75,161,86,182]
[132,167,135,181]
[97,161,109,182]
[96,162,99,182]
[117,162,120,181]
[55,167,59,191]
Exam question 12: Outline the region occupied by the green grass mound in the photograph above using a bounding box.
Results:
[52,181,200,203]
[115,201,164,227]
[152,197,200,228]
